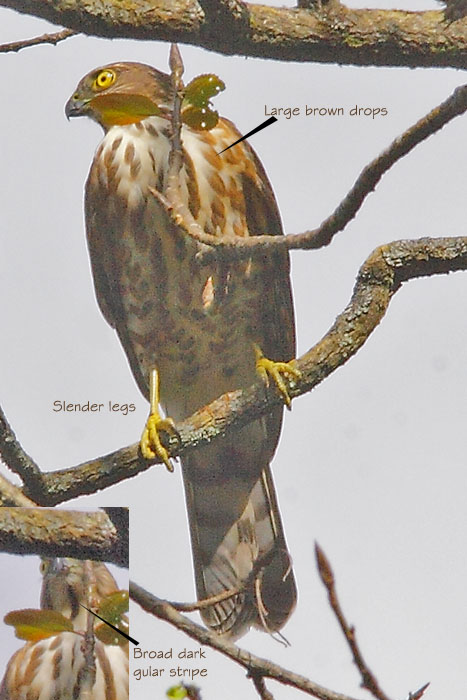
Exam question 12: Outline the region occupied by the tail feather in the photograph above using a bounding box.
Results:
[182,438,296,640]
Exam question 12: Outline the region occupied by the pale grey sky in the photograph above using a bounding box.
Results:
[1,2,466,699]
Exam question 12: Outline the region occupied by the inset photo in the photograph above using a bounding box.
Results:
[0,507,129,700]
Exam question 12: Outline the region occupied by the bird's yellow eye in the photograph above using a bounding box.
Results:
[93,69,116,91]
[40,559,50,575]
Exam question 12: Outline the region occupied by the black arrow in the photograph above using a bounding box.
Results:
[80,604,139,645]
[218,116,278,154]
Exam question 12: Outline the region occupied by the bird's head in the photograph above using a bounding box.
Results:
[65,62,172,129]
[40,558,119,629]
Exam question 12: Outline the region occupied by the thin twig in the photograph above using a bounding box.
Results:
[163,44,214,254]
[170,586,241,612]
[168,43,185,159]
[249,671,275,700]
[158,84,467,262]
[182,684,202,700]
[130,581,363,700]
[407,683,430,700]
[0,28,76,54]
[315,543,391,700]
[80,561,97,699]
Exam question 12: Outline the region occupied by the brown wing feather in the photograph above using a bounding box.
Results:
[241,142,296,362]
[85,170,120,330]
[183,127,297,639]
[240,139,296,461]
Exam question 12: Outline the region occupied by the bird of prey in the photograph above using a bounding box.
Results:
[65,61,298,639]
[0,558,129,700]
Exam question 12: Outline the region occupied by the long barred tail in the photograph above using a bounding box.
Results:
[182,440,297,640]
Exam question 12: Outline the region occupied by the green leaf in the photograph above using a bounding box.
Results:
[97,590,129,623]
[182,74,225,131]
[182,105,220,131]
[94,619,129,646]
[4,609,74,641]
[95,590,129,646]
[184,74,225,108]
[166,685,188,699]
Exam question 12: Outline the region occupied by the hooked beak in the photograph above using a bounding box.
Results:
[65,94,91,120]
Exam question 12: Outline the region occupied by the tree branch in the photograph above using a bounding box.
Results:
[163,83,467,261]
[0,473,37,506]
[1,0,466,69]
[0,403,44,493]
[315,544,391,700]
[169,586,242,612]
[132,549,430,700]
[407,683,430,700]
[197,0,250,53]
[102,507,129,550]
[0,28,76,54]
[0,508,128,566]
[81,561,98,700]
[249,671,275,700]
[130,581,363,700]
[2,235,465,505]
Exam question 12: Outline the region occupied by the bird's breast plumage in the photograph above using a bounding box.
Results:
[85,116,283,418]
[1,634,128,700]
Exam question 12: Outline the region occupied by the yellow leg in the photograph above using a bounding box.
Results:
[140,369,178,471]
[254,344,301,409]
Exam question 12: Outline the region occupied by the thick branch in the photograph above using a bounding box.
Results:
[102,507,129,549]
[1,0,466,69]
[2,236,465,505]
[0,508,128,566]
[130,581,362,700]
[197,0,250,52]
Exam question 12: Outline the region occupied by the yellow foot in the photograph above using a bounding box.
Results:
[254,344,301,409]
[140,368,178,471]
[140,413,178,470]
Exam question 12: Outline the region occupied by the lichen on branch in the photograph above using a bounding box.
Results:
[0,0,466,69]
